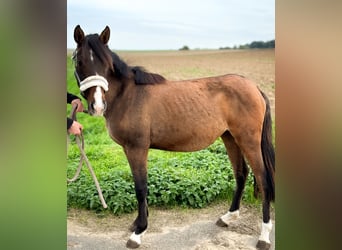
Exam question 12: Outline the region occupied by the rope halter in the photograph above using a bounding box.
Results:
[79,75,109,92]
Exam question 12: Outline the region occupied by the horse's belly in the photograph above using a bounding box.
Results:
[152,134,221,152]
[150,120,227,152]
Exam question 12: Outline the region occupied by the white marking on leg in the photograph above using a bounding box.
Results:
[129,230,146,246]
[93,86,105,115]
[220,210,240,225]
[259,220,272,243]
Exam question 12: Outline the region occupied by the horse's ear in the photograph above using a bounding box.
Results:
[74,25,85,44]
[100,26,110,44]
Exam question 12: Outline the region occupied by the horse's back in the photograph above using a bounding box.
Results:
[147,74,265,151]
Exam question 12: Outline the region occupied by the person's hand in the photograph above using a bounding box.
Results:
[71,99,84,113]
[68,120,83,135]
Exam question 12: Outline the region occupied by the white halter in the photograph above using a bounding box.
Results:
[79,75,109,92]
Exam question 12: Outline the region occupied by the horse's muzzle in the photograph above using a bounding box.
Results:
[89,101,107,116]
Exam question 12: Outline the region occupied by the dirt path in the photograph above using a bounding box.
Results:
[67,203,275,250]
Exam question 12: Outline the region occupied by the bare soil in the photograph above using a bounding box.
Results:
[67,202,275,250]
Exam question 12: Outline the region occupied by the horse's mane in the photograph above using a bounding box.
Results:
[131,66,166,85]
[86,34,166,85]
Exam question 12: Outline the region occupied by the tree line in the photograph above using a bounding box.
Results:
[219,39,275,50]
[179,39,275,51]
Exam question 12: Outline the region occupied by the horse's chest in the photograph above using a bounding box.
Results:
[105,117,147,147]
[105,121,126,146]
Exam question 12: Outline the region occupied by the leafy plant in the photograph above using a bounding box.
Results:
[67,142,258,215]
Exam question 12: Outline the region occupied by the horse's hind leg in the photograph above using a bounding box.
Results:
[248,153,273,250]
[236,136,273,250]
[124,146,149,249]
[216,131,249,227]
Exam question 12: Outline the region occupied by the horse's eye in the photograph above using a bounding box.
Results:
[77,61,83,67]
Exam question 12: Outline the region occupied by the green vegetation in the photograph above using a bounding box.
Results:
[67,130,257,214]
[179,45,190,51]
[219,39,275,50]
[177,40,275,51]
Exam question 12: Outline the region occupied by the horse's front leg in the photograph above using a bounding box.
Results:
[124,146,149,249]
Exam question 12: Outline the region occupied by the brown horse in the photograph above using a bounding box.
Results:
[72,25,275,250]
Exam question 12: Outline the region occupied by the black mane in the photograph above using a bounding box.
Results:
[86,34,166,85]
[131,66,166,85]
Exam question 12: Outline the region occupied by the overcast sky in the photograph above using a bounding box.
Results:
[67,0,274,50]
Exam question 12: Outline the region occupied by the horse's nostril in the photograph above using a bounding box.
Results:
[90,102,95,110]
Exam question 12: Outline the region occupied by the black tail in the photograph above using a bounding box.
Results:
[259,90,275,202]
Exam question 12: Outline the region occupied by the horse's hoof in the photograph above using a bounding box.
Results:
[126,239,140,249]
[215,218,228,227]
[127,231,145,249]
[256,240,271,250]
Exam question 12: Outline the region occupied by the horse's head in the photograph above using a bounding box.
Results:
[73,25,113,116]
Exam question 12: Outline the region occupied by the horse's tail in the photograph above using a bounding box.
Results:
[257,90,275,202]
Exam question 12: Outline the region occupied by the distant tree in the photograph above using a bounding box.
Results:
[250,40,275,49]
[179,45,190,51]
[219,39,275,50]
[266,39,275,48]
[250,41,264,48]
[219,46,231,50]
[239,44,250,49]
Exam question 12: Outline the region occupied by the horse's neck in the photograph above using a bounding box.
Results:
[105,77,135,112]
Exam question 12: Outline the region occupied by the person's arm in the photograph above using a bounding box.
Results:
[67,92,79,104]
[67,92,84,135]
[67,93,84,112]
[67,117,73,129]
[67,118,83,135]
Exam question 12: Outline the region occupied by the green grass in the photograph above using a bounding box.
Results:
[67,132,258,214]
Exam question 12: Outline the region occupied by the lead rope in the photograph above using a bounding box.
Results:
[67,105,108,209]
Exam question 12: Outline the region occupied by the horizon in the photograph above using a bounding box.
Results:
[66,39,275,51]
